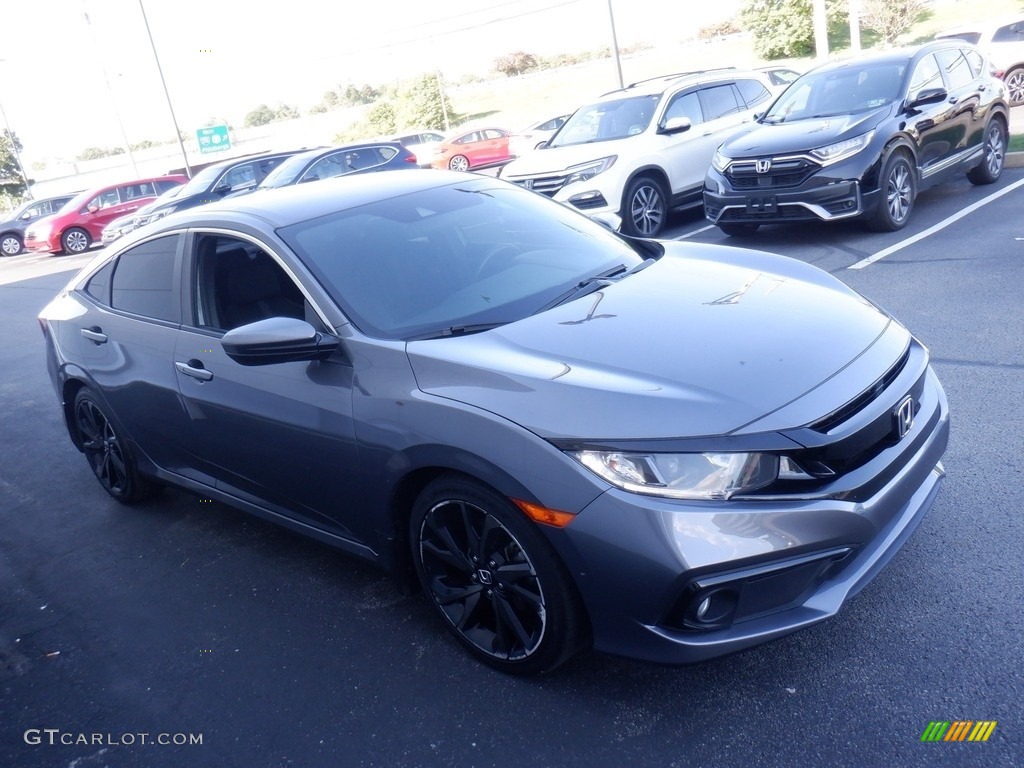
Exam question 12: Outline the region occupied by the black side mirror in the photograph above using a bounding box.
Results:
[221,317,339,366]
[908,87,948,109]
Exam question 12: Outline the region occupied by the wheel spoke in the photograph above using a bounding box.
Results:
[424,514,474,572]
[493,592,535,651]
[422,538,471,572]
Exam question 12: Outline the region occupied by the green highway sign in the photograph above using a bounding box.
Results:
[196,124,231,154]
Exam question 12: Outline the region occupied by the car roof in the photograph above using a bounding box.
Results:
[154,169,472,230]
[599,67,766,97]
[64,175,184,208]
[935,15,1024,36]
[286,142,405,165]
[807,40,980,75]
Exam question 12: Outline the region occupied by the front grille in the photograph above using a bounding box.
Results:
[727,157,819,189]
[812,347,911,433]
[509,174,568,197]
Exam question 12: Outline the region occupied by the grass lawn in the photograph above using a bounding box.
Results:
[1010,133,1024,153]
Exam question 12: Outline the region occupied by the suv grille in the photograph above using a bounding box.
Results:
[509,175,568,197]
[727,157,819,189]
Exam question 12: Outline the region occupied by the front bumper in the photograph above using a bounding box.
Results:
[550,365,949,664]
[24,231,60,254]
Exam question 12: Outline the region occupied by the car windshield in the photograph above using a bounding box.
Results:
[257,154,309,189]
[278,178,649,340]
[548,94,660,147]
[176,164,226,196]
[762,62,907,122]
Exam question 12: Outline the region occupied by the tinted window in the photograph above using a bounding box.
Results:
[121,182,155,201]
[699,84,742,121]
[735,79,772,108]
[85,189,120,212]
[909,54,943,96]
[304,153,349,181]
[936,49,974,88]
[84,260,115,305]
[154,179,182,194]
[110,235,180,321]
[219,163,257,190]
[663,91,702,124]
[963,49,985,78]
[992,22,1024,42]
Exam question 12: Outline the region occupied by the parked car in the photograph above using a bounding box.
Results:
[757,65,803,88]
[24,175,186,255]
[704,41,1010,236]
[509,113,571,157]
[0,193,77,255]
[431,128,512,171]
[132,150,307,228]
[237,142,419,195]
[936,15,1024,106]
[40,170,948,675]
[499,69,779,237]
[101,185,185,246]
[389,130,446,167]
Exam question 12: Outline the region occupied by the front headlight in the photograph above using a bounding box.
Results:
[810,131,874,166]
[711,148,731,173]
[565,156,616,186]
[572,450,778,500]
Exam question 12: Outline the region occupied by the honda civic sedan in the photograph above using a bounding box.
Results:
[40,170,949,675]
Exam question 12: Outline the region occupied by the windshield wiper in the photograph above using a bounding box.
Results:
[406,322,509,341]
[534,261,656,313]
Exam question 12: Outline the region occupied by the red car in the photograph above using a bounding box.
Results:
[24,174,187,255]
[431,128,512,171]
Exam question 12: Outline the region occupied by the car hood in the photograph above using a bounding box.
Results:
[501,138,638,176]
[408,244,906,440]
[722,108,889,157]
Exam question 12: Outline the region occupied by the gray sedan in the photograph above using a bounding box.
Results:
[39,170,949,675]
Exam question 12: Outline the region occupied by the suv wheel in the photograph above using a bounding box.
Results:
[966,118,1006,185]
[1005,67,1024,108]
[866,151,915,232]
[622,176,668,237]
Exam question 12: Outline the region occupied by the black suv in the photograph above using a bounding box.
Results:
[132,151,306,229]
[704,41,1010,235]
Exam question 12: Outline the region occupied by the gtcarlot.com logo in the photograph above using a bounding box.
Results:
[24,729,203,747]
[921,721,997,742]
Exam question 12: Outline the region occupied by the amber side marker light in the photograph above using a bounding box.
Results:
[512,499,576,528]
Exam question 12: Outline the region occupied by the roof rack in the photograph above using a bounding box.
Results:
[601,67,739,96]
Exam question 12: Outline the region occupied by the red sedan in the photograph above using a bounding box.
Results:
[431,128,512,171]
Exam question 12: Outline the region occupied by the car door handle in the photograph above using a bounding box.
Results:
[948,96,959,104]
[80,327,107,344]
[175,360,213,382]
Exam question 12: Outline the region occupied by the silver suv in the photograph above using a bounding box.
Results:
[499,69,780,237]
[936,16,1024,106]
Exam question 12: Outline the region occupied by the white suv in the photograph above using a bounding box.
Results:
[936,16,1024,106]
[499,69,779,237]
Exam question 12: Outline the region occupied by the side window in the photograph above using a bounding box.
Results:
[962,49,985,78]
[84,260,116,305]
[909,54,943,97]
[219,163,256,191]
[379,145,398,161]
[121,182,154,201]
[110,235,180,322]
[304,153,349,180]
[256,157,288,180]
[663,91,702,125]
[154,180,180,194]
[483,129,505,140]
[192,234,311,332]
[735,79,772,109]
[935,49,974,89]
[698,84,743,121]
[83,190,119,213]
[992,22,1023,42]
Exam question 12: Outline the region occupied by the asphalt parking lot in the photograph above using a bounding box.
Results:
[1,166,1022,767]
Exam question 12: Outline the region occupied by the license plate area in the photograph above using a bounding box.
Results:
[745,195,777,214]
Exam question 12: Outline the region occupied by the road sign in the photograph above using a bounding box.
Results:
[196,125,231,154]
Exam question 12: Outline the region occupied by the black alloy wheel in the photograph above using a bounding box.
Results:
[73,389,153,504]
[967,118,1006,185]
[622,175,668,237]
[867,151,915,232]
[411,476,587,675]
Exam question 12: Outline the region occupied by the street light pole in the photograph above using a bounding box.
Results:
[138,0,192,176]
[606,0,624,90]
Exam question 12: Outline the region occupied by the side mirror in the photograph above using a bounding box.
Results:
[221,317,339,366]
[87,204,100,214]
[589,212,622,233]
[908,87,948,108]
[659,116,693,135]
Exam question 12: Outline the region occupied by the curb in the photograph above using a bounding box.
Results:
[1007,151,1024,169]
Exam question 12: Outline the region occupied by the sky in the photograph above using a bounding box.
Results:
[1,0,742,166]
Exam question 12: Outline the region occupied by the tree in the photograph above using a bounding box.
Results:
[0,130,28,198]
[859,0,930,46]
[75,146,126,161]
[494,51,538,77]
[244,104,276,127]
[398,73,455,132]
[274,103,300,120]
[740,0,844,59]
[367,101,397,135]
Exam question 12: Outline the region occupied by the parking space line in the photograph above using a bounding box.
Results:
[674,225,715,240]
[849,176,1024,270]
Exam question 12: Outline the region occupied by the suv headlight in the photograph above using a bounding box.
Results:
[565,156,616,186]
[711,148,731,173]
[571,450,778,500]
[810,131,874,166]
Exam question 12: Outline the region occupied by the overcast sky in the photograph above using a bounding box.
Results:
[1,0,741,164]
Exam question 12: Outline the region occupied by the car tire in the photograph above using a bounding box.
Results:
[1004,67,1024,108]
[410,474,589,675]
[866,151,915,232]
[73,388,155,504]
[448,155,470,172]
[1,233,22,256]
[718,222,760,237]
[966,118,1006,185]
[62,227,91,255]
[622,175,668,238]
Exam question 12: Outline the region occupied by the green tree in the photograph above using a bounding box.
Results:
[0,130,28,197]
[740,0,844,59]
[75,146,126,161]
[859,0,930,46]
[367,101,397,135]
[398,73,455,131]
[244,104,276,127]
[274,103,300,120]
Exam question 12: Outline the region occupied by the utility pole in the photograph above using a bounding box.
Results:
[138,0,192,176]
[607,0,624,90]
